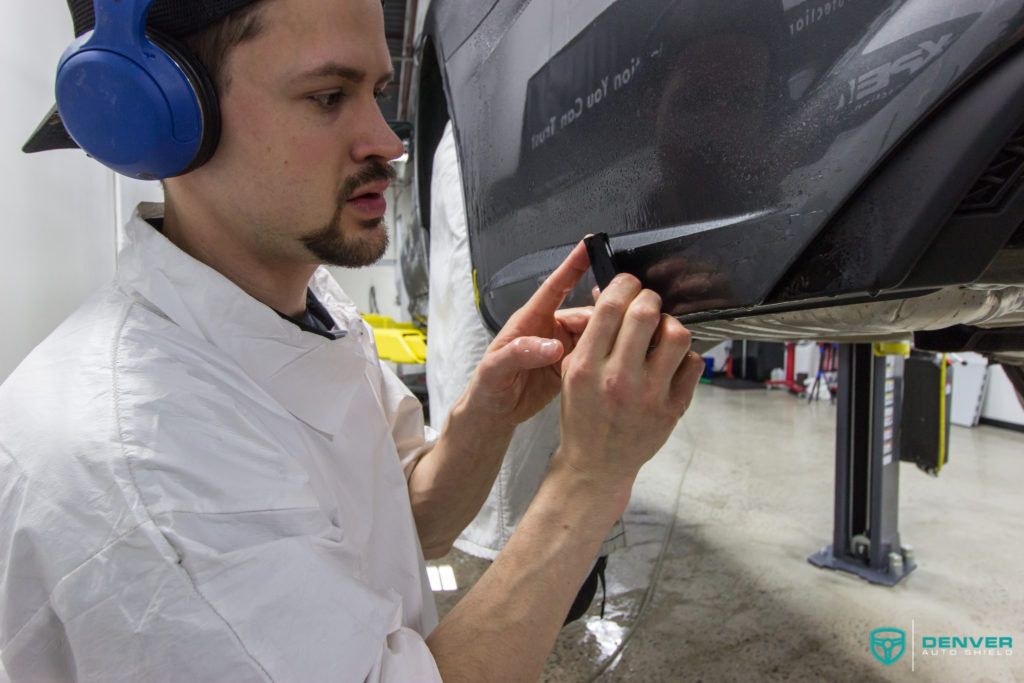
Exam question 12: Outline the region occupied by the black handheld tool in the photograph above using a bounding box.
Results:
[584,233,618,291]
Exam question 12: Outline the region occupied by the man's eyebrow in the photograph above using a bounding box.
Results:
[295,62,394,87]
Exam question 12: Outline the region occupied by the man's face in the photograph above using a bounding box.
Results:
[175,0,404,268]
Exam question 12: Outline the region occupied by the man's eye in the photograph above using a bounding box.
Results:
[311,91,344,109]
[375,90,392,103]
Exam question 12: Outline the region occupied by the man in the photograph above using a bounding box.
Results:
[0,1,704,681]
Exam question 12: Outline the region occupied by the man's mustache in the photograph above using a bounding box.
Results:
[340,162,398,201]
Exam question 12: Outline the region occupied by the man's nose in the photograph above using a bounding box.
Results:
[351,99,405,163]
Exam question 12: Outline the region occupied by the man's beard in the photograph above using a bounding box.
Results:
[301,161,397,267]
[302,214,390,268]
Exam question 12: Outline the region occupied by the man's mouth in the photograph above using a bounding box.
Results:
[345,180,390,218]
[346,192,386,217]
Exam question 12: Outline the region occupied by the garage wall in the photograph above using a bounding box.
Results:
[982,365,1024,428]
[0,4,118,382]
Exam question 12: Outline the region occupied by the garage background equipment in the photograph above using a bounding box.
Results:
[809,343,917,586]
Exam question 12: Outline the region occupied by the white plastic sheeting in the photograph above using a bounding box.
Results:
[427,123,625,558]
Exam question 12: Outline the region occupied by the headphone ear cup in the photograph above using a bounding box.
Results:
[55,29,219,179]
[147,31,221,173]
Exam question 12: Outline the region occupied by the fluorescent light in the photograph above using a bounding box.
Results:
[438,565,458,591]
[426,566,441,591]
[426,564,459,592]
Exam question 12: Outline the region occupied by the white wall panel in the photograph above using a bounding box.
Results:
[981,365,1024,428]
[0,4,117,381]
[114,176,165,251]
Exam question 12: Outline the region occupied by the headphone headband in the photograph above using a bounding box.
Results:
[89,0,153,49]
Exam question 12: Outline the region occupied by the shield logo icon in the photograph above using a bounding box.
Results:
[870,628,906,666]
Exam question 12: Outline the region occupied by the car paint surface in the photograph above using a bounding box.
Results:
[422,0,1024,331]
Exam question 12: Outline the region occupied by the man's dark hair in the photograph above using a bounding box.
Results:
[182,1,268,94]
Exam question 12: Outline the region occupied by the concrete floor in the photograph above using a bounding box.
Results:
[429,384,1024,682]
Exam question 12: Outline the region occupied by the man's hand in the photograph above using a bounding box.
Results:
[425,252,705,683]
[408,241,596,556]
[462,241,593,427]
[557,273,705,485]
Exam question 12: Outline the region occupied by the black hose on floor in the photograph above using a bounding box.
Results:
[585,422,699,681]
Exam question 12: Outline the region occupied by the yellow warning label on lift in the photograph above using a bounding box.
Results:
[873,341,911,357]
[936,353,948,475]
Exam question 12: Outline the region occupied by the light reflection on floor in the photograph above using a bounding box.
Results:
[584,616,626,658]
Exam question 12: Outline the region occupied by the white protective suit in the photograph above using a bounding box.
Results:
[0,205,443,682]
[427,123,625,559]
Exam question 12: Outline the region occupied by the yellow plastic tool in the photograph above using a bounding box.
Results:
[361,314,427,364]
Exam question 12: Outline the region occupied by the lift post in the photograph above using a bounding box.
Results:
[808,343,916,586]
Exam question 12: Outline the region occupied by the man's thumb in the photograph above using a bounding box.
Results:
[509,337,564,368]
[479,337,564,387]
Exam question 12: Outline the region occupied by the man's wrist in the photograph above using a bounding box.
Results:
[450,385,522,434]
[543,452,636,519]
[443,392,518,450]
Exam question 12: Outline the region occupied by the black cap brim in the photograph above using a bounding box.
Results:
[23,105,79,154]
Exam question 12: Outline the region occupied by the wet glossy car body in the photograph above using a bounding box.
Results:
[411,0,1024,366]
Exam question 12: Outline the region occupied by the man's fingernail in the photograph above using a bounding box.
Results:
[540,340,559,354]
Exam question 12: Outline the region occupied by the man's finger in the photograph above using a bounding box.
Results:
[514,241,590,324]
[573,273,643,361]
[608,290,663,370]
[476,337,565,390]
[553,307,593,336]
[669,351,705,413]
[647,315,692,384]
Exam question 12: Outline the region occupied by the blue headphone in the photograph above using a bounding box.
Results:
[55,0,220,180]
